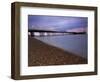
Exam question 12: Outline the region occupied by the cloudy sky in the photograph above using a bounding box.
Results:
[28,15,88,32]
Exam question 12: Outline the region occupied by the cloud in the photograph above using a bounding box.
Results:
[67,27,87,32]
[28,15,88,31]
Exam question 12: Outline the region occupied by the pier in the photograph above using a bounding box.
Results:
[28,29,85,37]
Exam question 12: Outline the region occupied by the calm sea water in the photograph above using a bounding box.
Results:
[34,34,87,59]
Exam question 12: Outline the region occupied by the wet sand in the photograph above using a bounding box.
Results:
[28,36,87,66]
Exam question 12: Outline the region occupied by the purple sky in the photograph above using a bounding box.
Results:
[28,15,88,32]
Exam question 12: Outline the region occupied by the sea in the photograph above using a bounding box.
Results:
[34,34,87,59]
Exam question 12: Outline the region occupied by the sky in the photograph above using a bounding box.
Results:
[28,15,88,32]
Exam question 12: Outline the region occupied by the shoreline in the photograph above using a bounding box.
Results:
[28,36,87,66]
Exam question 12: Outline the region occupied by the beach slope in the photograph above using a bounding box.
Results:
[28,36,87,66]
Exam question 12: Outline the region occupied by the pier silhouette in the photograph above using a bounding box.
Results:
[28,29,86,36]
